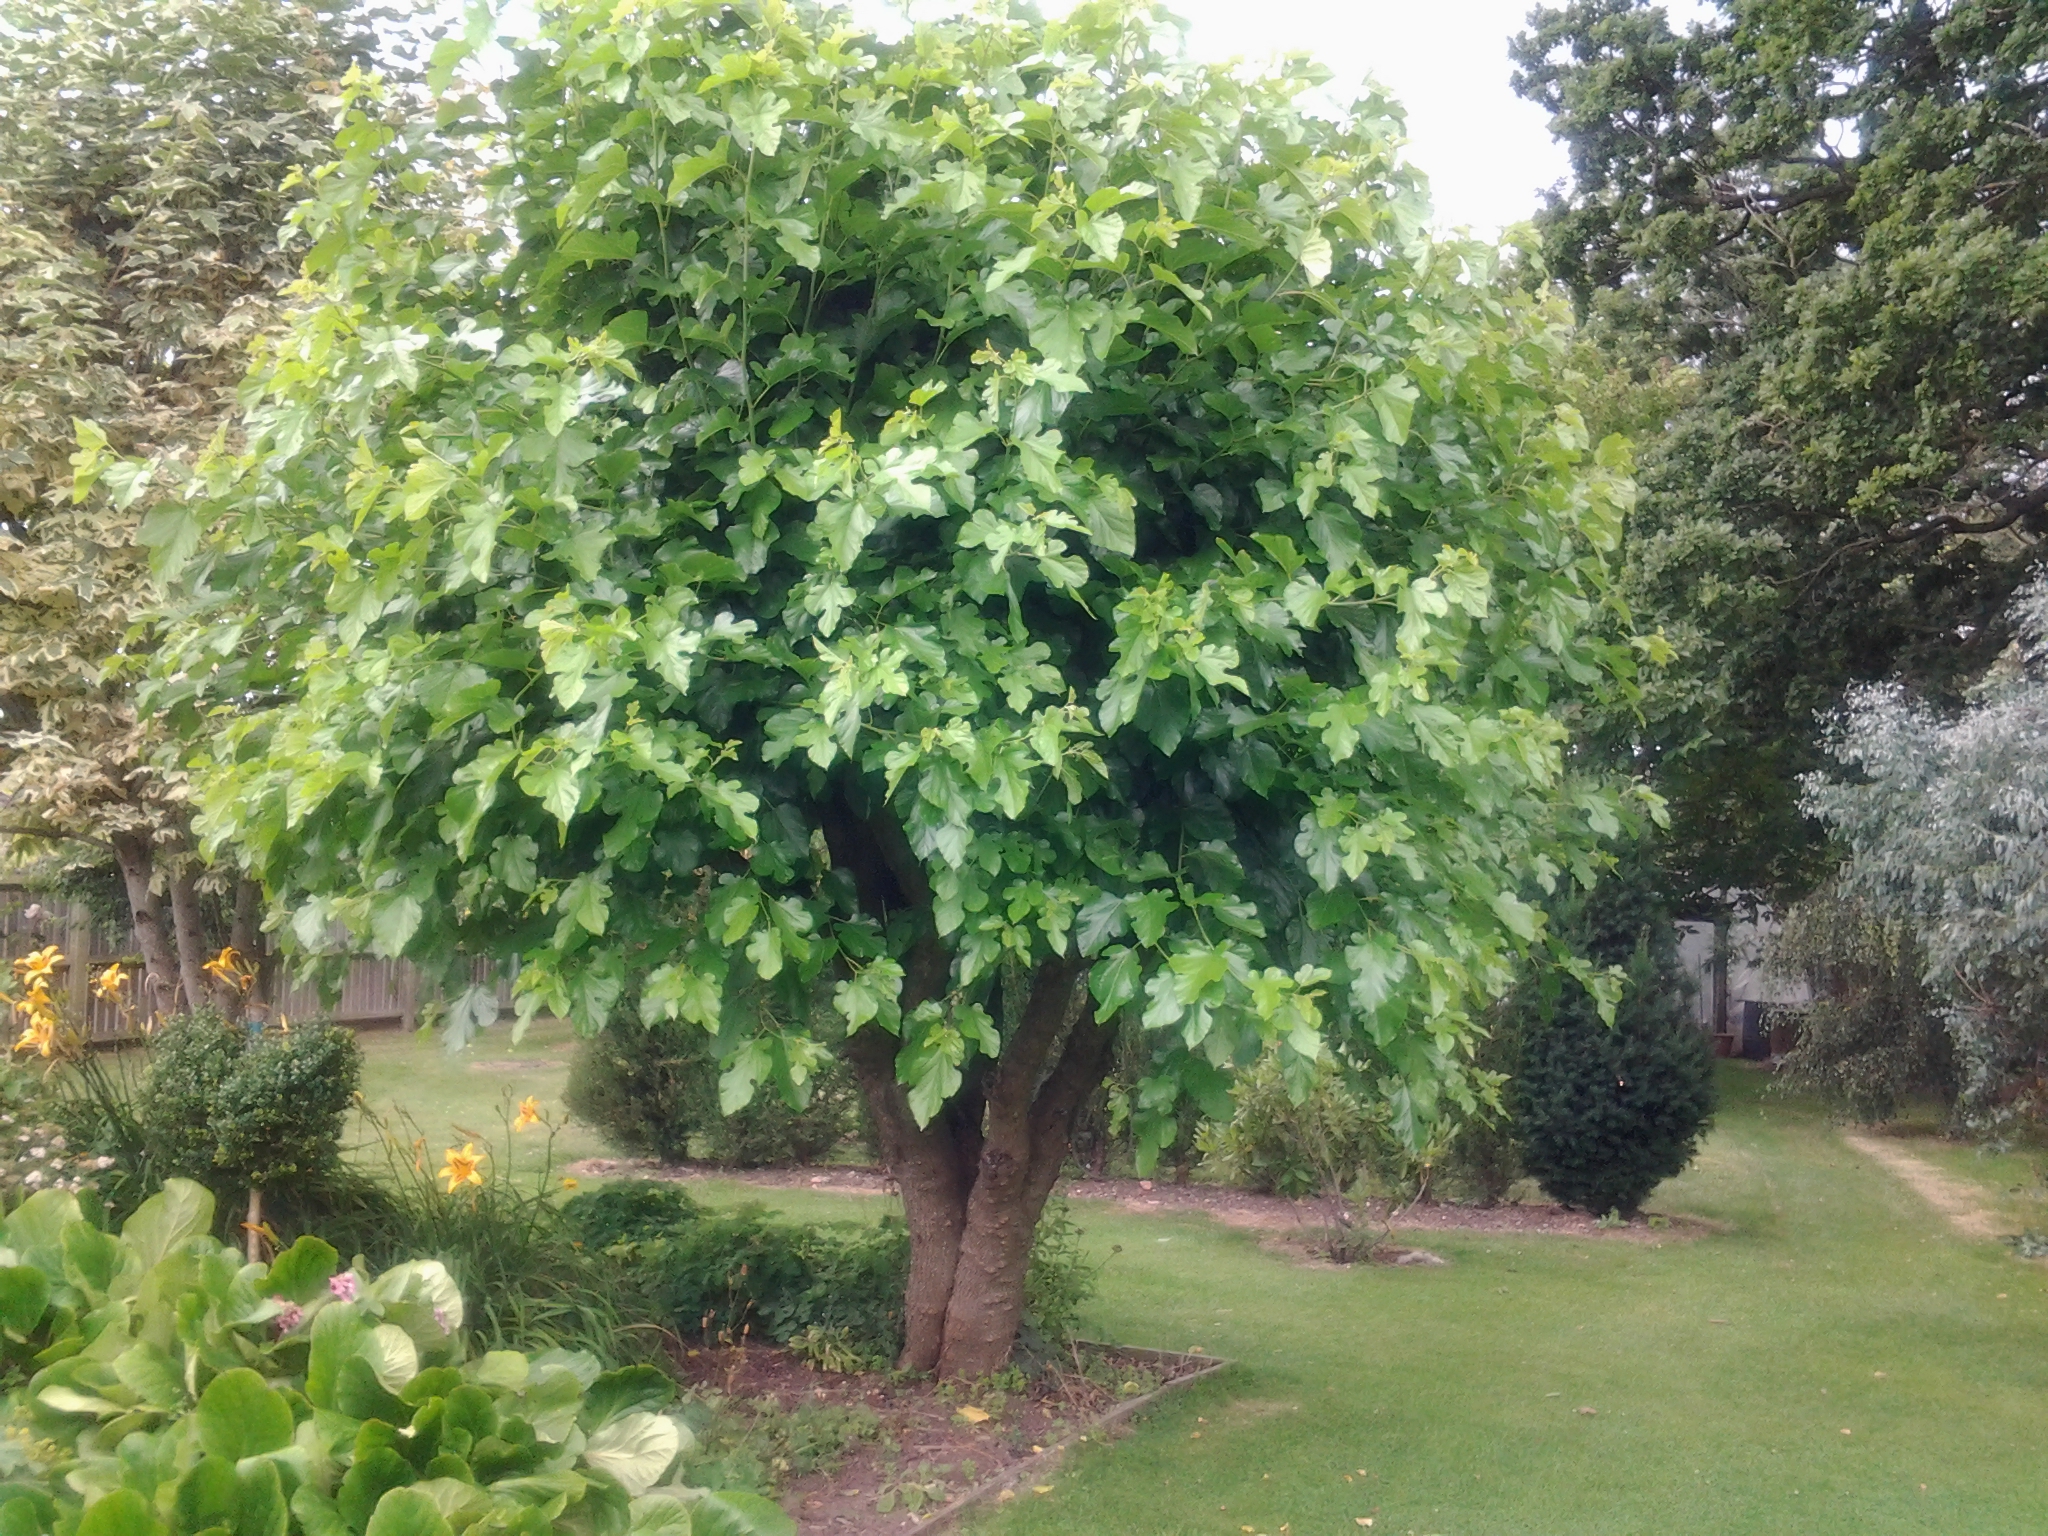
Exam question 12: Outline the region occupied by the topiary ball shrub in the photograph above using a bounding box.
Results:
[1510,863,1716,1216]
[566,1012,857,1168]
[140,1011,362,1197]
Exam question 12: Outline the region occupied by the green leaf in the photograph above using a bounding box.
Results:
[582,1412,685,1497]
[173,1458,239,1536]
[235,1458,289,1536]
[197,1369,296,1463]
[119,1180,214,1273]
[688,1491,796,1536]
[1090,947,1143,1020]
[363,1489,453,1536]
[266,1236,339,1304]
[666,137,730,199]
[0,1266,49,1334]
[77,1489,166,1536]
[581,1366,675,1431]
[370,893,424,958]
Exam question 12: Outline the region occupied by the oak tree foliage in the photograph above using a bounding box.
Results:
[1514,0,2048,900]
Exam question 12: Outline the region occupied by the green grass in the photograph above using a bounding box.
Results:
[352,1017,608,1182]
[353,1035,2048,1534]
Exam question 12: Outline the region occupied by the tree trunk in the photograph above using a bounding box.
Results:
[817,790,1118,1377]
[845,954,1113,1377]
[227,877,263,1021]
[110,832,180,1023]
[165,862,212,1016]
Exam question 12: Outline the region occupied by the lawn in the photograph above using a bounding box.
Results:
[358,1031,2048,1535]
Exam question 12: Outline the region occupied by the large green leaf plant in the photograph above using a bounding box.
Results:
[0,1182,787,1536]
[147,0,1658,1374]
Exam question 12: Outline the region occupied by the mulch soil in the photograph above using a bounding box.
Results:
[673,1340,1211,1533]
[571,1156,1720,1244]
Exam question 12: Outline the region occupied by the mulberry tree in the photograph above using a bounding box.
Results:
[153,0,1656,1375]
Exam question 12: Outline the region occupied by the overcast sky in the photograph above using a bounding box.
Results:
[1162,0,1571,235]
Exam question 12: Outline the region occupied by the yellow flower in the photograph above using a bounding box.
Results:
[92,962,128,1001]
[13,1008,56,1057]
[438,1143,485,1192]
[202,946,254,992]
[11,947,61,986]
[560,1177,580,1191]
[513,1095,543,1132]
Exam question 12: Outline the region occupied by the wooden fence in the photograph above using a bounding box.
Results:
[0,886,506,1039]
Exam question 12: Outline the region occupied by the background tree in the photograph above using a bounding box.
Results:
[1804,579,2048,1136]
[1510,851,1716,1217]
[154,0,1657,1377]
[1513,0,2048,904]
[1767,878,1951,1125]
[0,0,389,1011]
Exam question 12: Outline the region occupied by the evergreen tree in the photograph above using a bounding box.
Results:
[1512,858,1716,1216]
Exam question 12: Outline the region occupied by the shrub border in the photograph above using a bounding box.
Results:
[910,1343,1233,1532]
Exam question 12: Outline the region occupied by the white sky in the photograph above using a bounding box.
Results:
[1163,0,1571,235]
[490,1,1722,236]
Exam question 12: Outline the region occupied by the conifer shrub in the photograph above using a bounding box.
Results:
[1510,861,1716,1216]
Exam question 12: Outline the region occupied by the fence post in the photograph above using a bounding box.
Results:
[65,901,92,1030]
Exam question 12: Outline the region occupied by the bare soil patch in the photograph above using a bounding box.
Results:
[1840,1129,2007,1241]
[673,1341,1216,1533]
[569,1157,1717,1242]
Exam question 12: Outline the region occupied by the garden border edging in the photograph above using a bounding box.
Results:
[907,1344,1233,1533]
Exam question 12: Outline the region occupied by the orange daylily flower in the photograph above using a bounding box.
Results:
[202,946,255,992]
[439,1142,485,1192]
[513,1095,544,1132]
[12,946,61,986]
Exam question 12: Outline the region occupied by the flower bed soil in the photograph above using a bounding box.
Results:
[673,1340,1223,1533]
[573,1156,1723,1242]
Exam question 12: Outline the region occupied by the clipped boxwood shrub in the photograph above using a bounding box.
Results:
[141,1012,362,1191]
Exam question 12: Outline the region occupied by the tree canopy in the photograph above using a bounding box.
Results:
[0,0,384,1009]
[153,0,1656,1373]
[1514,0,2048,901]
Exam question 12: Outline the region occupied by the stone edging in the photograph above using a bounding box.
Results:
[909,1344,1232,1533]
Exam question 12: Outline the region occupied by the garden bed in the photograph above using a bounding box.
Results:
[572,1156,1724,1243]
[674,1339,1225,1533]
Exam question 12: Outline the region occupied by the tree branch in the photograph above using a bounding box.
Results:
[0,823,115,852]
[1783,478,2048,590]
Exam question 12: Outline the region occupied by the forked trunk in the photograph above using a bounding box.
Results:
[817,792,1118,1378]
[110,832,180,1023]
[164,862,212,1016]
[846,955,1114,1379]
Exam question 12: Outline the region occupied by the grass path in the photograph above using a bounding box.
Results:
[1838,1129,2009,1240]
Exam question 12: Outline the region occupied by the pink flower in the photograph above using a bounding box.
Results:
[272,1301,304,1335]
[328,1271,358,1301]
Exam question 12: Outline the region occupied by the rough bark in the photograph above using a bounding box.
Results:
[164,861,211,1015]
[819,789,1118,1376]
[110,832,179,1022]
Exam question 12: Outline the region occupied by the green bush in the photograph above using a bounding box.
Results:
[1200,1047,1382,1200]
[0,1179,792,1536]
[1768,881,1955,1123]
[312,1104,658,1365]
[566,1011,857,1168]
[1510,862,1717,1217]
[139,1012,361,1191]
[564,1181,1096,1365]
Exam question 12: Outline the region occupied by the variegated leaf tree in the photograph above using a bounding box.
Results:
[152,0,1659,1376]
